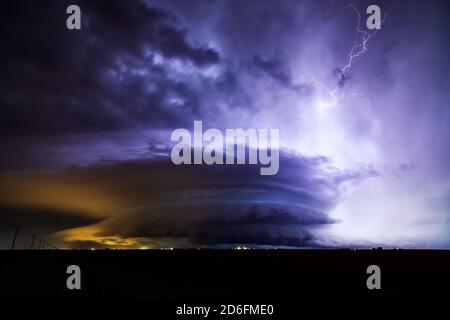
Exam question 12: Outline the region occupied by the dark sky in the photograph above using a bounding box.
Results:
[1,0,449,249]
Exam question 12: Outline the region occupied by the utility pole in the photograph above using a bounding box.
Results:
[11,225,22,250]
[38,239,43,250]
[30,235,37,249]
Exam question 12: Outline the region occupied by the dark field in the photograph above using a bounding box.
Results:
[1,249,449,304]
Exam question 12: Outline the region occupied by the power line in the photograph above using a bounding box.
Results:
[11,225,22,250]
[6,224,59,250]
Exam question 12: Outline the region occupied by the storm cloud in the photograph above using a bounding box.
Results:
[1,0,450,248]
[0,150,377,248]
[0,0,220,136]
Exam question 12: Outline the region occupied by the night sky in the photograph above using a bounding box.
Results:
[1,0,450,249]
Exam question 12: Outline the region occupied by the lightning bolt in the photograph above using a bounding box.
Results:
[342,4,386,73]
[297,4,387,109]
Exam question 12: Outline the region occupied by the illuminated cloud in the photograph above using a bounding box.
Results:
[0,0,449,248]
[0,150,377,248]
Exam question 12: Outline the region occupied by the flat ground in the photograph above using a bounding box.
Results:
[1,249,449,303]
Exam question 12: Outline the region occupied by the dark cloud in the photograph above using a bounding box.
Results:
[0,205,101,232]
[0,205,102,248]
[1,0,449,248]
[250,55,312,95]
[91,151,375,246]
[0,0,219,137]
[113,203,336,247]
[0,149,374,248]
[252,55,292,87]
